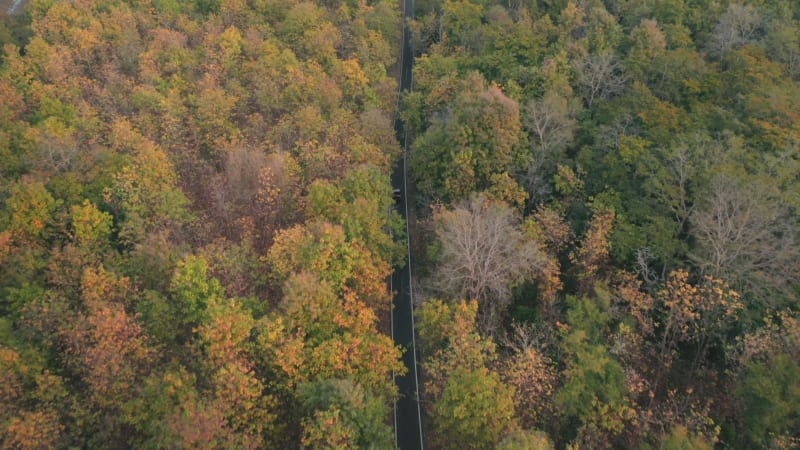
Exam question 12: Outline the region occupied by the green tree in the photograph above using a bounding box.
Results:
[410,73,524,203]
[169,255,225,341]
[298,378,392,449]
[556,291,633,442]
[736,313,800,447]
[431,365,516,450]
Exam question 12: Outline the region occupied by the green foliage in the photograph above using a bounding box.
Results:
[169,255,225,337]
[556,291,629,435]
[739,348,800,445]
[405,0,800,447]
[69,200,112,248]
[431,365,516,450]
[298,378,392,449]
[410,72,525,203]
[307,165,405,266]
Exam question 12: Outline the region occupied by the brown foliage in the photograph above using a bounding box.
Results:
[572,208,615,294]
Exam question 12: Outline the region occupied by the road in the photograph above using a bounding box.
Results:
[1,0,26,15]
[391,0,423,447]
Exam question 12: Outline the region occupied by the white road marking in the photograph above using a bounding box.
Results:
[393,0,424,447]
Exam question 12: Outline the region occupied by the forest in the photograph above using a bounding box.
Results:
[0,0,798,449]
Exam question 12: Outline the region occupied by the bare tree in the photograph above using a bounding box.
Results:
[707,4,762,57]
[432,194,546,333]
[764,18,800,79]
[524,91,577,158]
[575,52,627,108]
[690,175,800,300]
[522,91,577,202]
[644,133,720,230]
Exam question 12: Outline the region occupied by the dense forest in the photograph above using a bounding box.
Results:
[0,0,404,447]
[405,0,800,448]
[0,0,798,449]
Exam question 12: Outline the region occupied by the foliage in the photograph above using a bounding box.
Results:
[431,365,516,450]
[0,0,404,447]
[2,0,800,446]
[297,378,393,449]
[407,0,800,444]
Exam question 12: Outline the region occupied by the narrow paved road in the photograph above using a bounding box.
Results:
[1,0,26,15]
[391,0,423,447]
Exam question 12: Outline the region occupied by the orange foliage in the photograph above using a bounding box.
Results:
[0,231,11,265]
[3,409,64,450]
[259,272,403,396]
[573,208,615,293]
[502,347,557,428]
[196,299,275,445]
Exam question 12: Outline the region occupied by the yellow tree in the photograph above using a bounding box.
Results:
[258,272,402,397]
[266,221,391,314]
[169,298,275,449]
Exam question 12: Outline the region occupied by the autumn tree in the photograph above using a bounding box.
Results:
[258,271,402,404]
[0,345,66,450]
[654,270,743,385]
[37,266,159,448]
[266,221,392,314]
[572,207,615,294]
[500,323,558,430]
[176,297,275,449]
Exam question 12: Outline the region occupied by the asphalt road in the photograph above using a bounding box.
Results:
[391,0,423,447]
[2,0,26,15]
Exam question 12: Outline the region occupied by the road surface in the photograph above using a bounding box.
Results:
[2,0,26,15]
[391,0,423,447]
